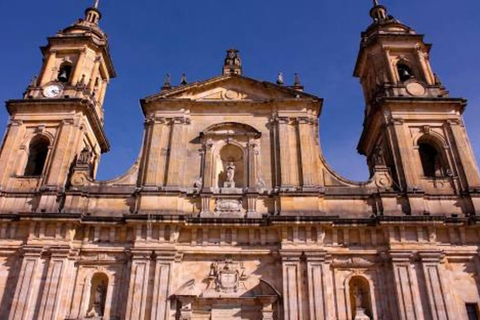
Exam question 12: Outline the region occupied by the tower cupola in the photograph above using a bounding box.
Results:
[85,0,102,24]
[370,0,388,22]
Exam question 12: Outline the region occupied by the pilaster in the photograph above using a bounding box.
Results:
[150,249,176,320]
[278,117,293,188]
[447,120,480,190]
[281,250,303,320]
[0,120,24,187]
[297,117,317,188]
[389,251,424,320]
[141,117,169,186]
[166,117,189,188]
[305,251,333,320]
[125,250,152,320]
[44,119,78,188]
[9,247,46,320]
[418,251,457,320]
[37,247,74,320]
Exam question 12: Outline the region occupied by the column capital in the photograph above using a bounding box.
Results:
[418,250,445,264]
[303,250,330,263]
[389,250,416,263]
[128,249,153,261]
[153,249,177,262]
[280,250,302,262]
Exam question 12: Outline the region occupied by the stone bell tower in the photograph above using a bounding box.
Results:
[355,1,480,215]
[0,0,115,213]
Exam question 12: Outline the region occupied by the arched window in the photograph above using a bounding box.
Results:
[57,63,73,83]
[24,136,49,176]
[397,63,413,82]
[418,140,446,178]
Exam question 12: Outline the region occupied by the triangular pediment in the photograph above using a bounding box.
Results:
[143,75,319,103]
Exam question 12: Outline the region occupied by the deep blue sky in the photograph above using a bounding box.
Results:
[0,0,479,181]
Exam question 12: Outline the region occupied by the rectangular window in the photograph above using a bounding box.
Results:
[466,303,479,320]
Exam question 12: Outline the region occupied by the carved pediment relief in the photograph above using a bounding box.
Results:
[195,88,255,101]
[180,85,270,102]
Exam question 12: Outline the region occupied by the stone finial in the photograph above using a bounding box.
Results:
[292,73,304,91]
[162,73,172,90]
[276,72,284,85]
[223,49,242,75]
[180,73,188,85]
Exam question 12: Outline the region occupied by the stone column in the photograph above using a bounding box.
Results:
[418,251,456,320]
[9,247,46,320]
[305,251,333,320]
[37,248,73,320]
[150,250,176,320]
[281,250,303,320]
[390,251,424,320]
[125,250,152,320]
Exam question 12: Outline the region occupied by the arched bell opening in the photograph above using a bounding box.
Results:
[216,143,246,188]
[349,276,373,320]
[397,62,414,83]
[417,136,448,178]
[57,62,73,84]
[24,135,50,176]
[86,272,108,318]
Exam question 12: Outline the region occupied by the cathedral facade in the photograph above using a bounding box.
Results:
[0,1,480,320]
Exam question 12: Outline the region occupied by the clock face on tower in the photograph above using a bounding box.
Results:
[42,84,63,98]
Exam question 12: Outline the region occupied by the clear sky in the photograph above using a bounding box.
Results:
[0,0,479,181]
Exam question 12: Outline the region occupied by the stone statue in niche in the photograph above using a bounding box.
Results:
[224,162,236,188]
[77,147,92,166]
[354,286,363,308]
[353,286,371,320]
[373,145,385,167]
[87,280,107,318]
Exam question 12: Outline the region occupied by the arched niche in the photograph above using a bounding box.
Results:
[86,272,108,318]
[200,122,262,191]
[348,276,374,320]
[216,143,245,188]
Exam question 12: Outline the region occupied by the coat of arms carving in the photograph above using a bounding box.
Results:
[207,258,248,294]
